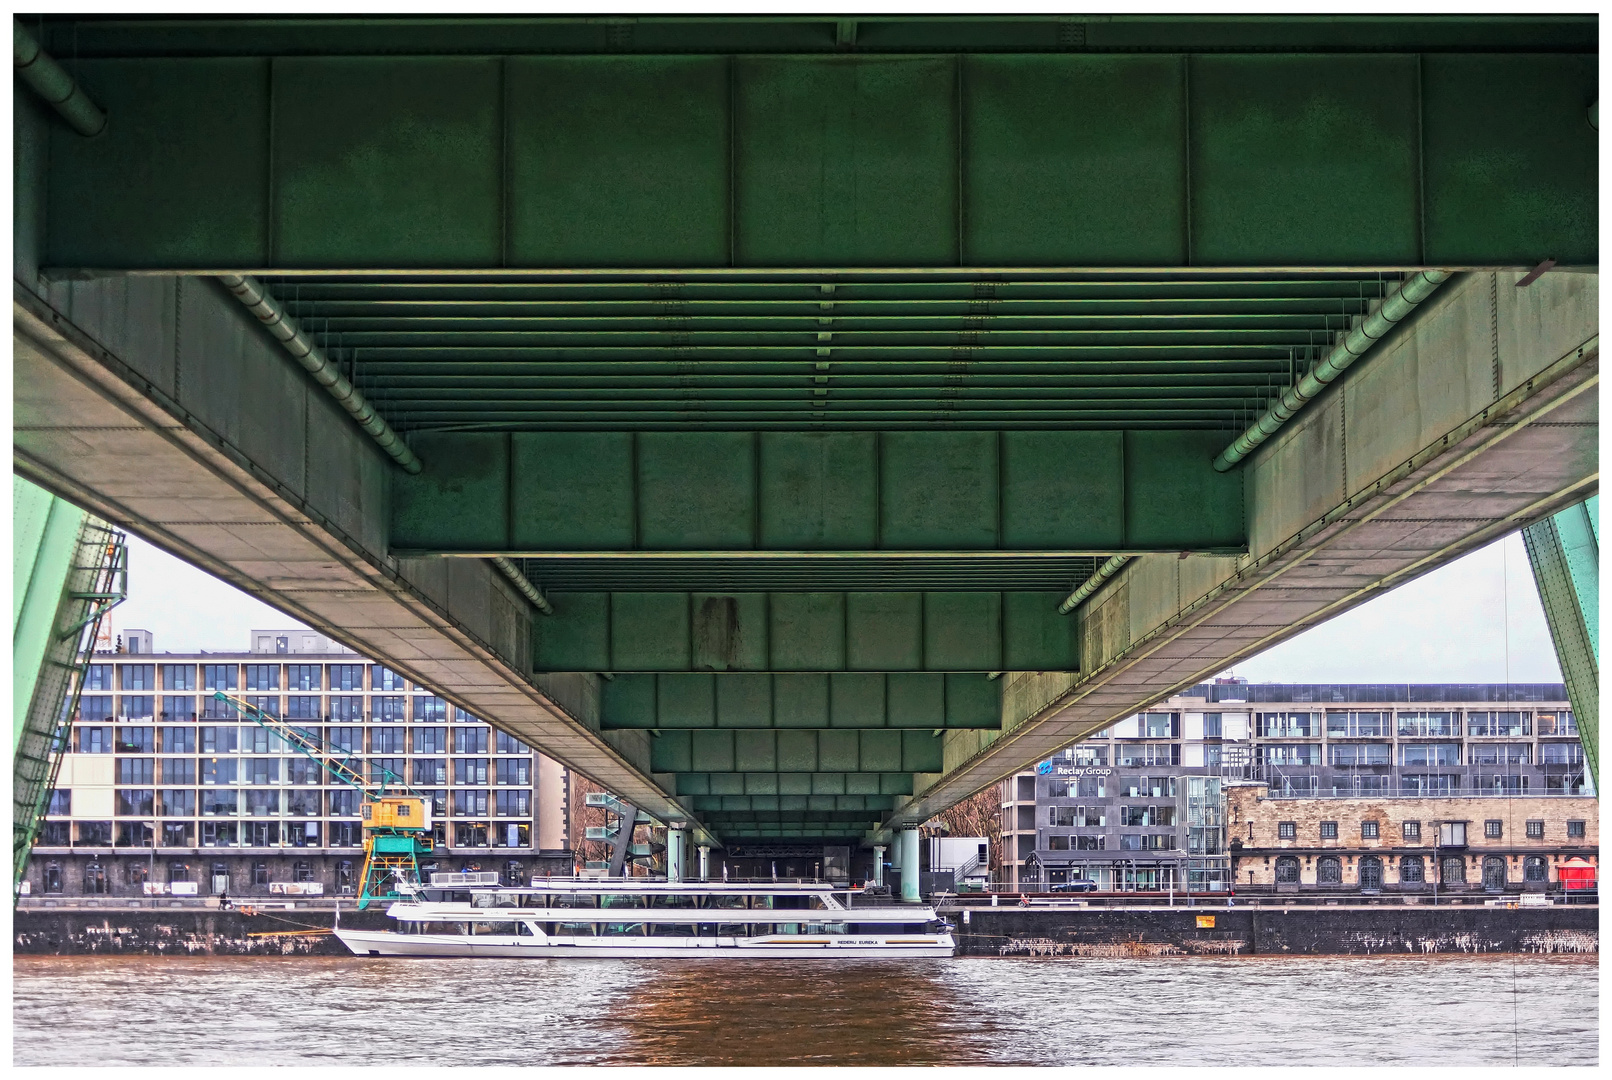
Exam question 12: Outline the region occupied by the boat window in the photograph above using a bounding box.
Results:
[649,923,697,936]
[601,894,645,909]
[557,922,596,936]
[472,921,519,935]
[649,894,695,908]
[515,922,539,937]
[602,922,647,936]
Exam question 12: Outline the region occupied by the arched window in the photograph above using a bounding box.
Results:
[1275,855,1300,884]
[1358,855,1383,891]
[43,862,63,894]
[1316,856,1342,885]
[1440,856,1466,885]
[1523,856,1548,882]
[1482,856,1507,891]
[1399,855,1425,883]
[83,862,107,895]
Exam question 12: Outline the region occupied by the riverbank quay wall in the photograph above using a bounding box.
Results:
[15,902,1597,957]
[14,906,391,956]
[945,904,1597,957]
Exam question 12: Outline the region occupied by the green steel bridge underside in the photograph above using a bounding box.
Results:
[13,15,1599,847]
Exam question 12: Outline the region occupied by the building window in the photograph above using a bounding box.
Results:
[1399,855,1425,883]
[1319,821,1338,840]
[1440,856,1466,885]
[85,664,114,691]
[37,822,70,845]
[83,862,108,895]
[161,727,196,754]
[495,823,531,849]
[43,863,63,894]
[1274,856,1300,884]
[1523,856,1548,883]
[416,696,448,722]
[116,727,155,754]
[336,861,356,895]
[159,695,197,724]
[45,789,70,816]
[370,728,406,754]
[253,862,269,886]
[495,731,530,755]
[121,665,155,692]
[453,727,490,754]
[330,822,363,847]
[454,823,489,848]
[294,861,314,883]
[1482,856,1507,891]
[244,664,279,691]
[1277,821,1296,840]
[502,860,525,887]
[1358,855,1383,891]
[76,726,112,753]
[77,821,113,846]
[1484,820,1503,839]
[1316,856,1342,885]
[287,665,321,692]
[454,789,490,816]
[127,862,148,888]
[1526,820,1545,839]
[1402,821,1421,841]
[168,861,190,885]
[329,664,364,691]
[495,790,531,817]
[1567,820,1586,839]
[414,727,446,754]
[329,696,364,722]
[162,823,193,848]
[495,758,530,786]
[1438,822,1467,847]
[1361,820,1379,840]
[371,665,408,691]
[202,665,237,692]
[455,758,490,785]
[374,696,407,723]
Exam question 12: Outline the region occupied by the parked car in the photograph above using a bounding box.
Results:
[1049,879,1099,893]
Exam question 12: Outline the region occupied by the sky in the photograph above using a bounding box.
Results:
[109,530,1563,684]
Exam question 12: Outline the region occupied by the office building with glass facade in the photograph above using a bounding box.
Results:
[23,631,572,901]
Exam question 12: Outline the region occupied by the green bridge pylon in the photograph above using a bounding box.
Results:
[1522,496,1598,794]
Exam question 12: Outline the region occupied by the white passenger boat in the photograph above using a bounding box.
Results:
[334,873,955,959]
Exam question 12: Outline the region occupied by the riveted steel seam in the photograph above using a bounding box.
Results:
[217,274,422,473]
[1057,554,1132,615]
[1214,270,1452,471]
[490,556,554,616]
[13,19,107,137]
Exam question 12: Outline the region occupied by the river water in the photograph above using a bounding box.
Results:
[13,954,1597,1067]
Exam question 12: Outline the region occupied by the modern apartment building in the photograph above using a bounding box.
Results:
[1000,681,1590,892]
[23,631,573,901]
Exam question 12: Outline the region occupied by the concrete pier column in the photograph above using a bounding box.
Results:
[898,827,920,902]
[872,845,886,886]
[666,824,684,883]
[698,845,710,882]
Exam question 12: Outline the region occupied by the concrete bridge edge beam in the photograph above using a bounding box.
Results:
[12,278,716,846]
[875,270,1599,837]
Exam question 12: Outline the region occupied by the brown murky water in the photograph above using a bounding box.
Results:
[12,954,1598,1066]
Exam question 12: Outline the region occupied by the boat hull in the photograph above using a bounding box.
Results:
[335,928,954,959]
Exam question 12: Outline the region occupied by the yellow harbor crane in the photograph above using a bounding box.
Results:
[211,692,432,908]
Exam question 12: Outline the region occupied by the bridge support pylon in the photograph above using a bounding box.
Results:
[898,828,920,903]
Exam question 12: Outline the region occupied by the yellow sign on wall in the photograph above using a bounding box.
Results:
[1196,915,1217,928]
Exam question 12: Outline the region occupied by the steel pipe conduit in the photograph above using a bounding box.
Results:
[217,275,422,474]
[1058,554,1132,615]
[1214,269,1453,471]
[489,556,554,616]
[14,19,107,137]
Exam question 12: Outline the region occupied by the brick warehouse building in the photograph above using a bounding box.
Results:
[1227,784,1598,893]
[22,630,572,901]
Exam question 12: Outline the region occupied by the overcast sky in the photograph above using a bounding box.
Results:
[110,530,1562,683]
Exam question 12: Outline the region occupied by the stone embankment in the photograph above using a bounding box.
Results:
[945,903,1598,957]
[14,907,390,956]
